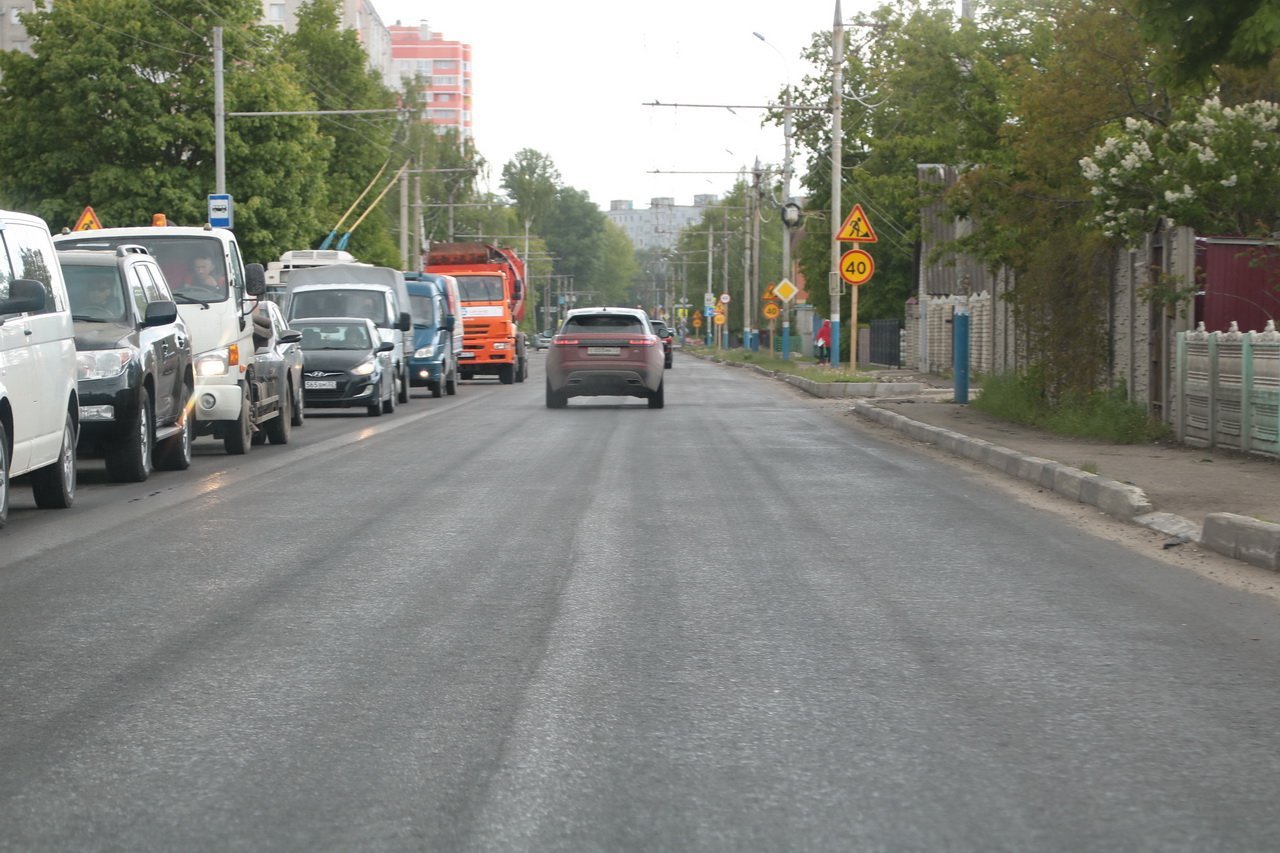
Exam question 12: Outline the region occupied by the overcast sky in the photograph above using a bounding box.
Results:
[374,0,863,211]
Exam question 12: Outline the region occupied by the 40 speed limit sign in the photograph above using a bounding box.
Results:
[839,249,875,286]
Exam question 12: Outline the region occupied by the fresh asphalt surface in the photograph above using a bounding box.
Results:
[3,353,1280,849]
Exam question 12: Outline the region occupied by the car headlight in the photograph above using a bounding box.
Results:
[492,341,509,350]
[414,344,436,358]
[196,348,232,377]
[77,348,132,381]
[351,359,377,376]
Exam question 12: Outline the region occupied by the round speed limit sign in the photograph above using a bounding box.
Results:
[839,249,875,286]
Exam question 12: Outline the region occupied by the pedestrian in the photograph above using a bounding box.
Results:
[814,319,831,365]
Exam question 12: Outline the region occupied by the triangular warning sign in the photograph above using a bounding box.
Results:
[837,203,877,243]
[73,206,103,232]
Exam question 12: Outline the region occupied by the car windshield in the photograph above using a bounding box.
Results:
[57,235,229,303]
[63,265,128,323]
[409,294,437,326]
[563,314,647,334]
[296,322,372,350]
[456,275,505,302]
[291,290,387,325]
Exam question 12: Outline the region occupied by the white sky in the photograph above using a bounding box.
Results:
[373,0,863,211]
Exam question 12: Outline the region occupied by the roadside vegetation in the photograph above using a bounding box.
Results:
[970,372,1173,444]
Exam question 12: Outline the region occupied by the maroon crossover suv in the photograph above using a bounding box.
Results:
[545,307,666,409]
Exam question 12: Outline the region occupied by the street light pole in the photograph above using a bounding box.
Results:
[829,1,844,367]
[753,31,797,359]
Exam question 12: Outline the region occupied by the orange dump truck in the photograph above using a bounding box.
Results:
[423,243,528,384]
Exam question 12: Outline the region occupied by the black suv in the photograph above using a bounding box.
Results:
[59,245,195,481]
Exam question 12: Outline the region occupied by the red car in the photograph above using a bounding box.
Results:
[545,307,666,408]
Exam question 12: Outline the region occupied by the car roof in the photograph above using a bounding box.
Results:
[289,315,378,329]
[564,306,648,321]
[56,246,156,266]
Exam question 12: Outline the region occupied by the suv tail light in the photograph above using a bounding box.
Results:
[555,338,579,346]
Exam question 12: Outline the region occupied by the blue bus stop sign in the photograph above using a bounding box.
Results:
[207,194,233,228]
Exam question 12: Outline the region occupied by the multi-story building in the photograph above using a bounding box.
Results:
[388,21,472,139]
[605,196,717,253]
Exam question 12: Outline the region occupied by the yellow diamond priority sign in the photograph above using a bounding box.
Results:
[774,278,798,302]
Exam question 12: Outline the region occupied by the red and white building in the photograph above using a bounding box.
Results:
[388,22,473,140]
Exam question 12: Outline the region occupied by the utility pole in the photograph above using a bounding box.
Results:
[751,160,762,352]
[830,1,845,366]
[214,27,225,195]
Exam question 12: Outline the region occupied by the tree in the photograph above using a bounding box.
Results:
[500,149,559,238]
[279,0,400,264]
[0,0,330,262]
[1139,0,1280,80]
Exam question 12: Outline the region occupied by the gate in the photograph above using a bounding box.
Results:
[869,319,903,367]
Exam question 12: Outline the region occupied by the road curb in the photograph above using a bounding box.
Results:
[699,352,1280,572]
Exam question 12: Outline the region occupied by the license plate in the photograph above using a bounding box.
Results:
[458,351,476,359]
[305,380,337,390]
[587,346,620,356]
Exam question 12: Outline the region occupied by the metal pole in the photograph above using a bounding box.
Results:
[214,27,225,195]
[399,169,409,269]
[954,297,970,403]
[782,85,794,360]
[829,2,844,367]
[706,227,714,348]
[751,161,762,352]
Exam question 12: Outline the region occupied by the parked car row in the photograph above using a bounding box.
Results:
[0,210,475,530]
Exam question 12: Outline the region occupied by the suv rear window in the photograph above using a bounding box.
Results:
[563,315,646,333]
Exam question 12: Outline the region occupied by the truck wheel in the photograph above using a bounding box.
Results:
[105,388,153,482]
[31,410,76,509]
[516,357,527,383]
[156,387,193,471]
[397,365,410,404]
[499,364,515,385]
[265,385,292,445]
[0,421,9,527]
[382,382,396,414]
[224,386,252,455]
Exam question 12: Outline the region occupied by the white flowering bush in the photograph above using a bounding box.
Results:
[1080,98,1280,245]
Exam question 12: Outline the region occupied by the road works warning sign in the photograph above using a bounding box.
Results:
[73,206,102,231]
[837,203,877,243]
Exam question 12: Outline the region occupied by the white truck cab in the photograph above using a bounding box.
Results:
[54,224,276,454]
[1,209,79,525]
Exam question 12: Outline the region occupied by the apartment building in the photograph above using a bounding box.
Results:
[606,196,717,253]
[387,22,472,139]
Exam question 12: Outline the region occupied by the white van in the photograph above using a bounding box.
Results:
[284,264,413,405]
[0,210,79,525]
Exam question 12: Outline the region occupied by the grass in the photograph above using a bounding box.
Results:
[970,372,1173,444]
[688,346,875,383]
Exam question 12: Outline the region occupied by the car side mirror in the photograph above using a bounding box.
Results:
[278,329,302,344]
[143,299,178,327]
[444,315,456,332]
[244,263,266,296]
[0,279,48,315]
[376,341,395,353]
[398,310,411,332]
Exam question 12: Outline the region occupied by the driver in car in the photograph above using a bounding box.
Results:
[190,254,220,289]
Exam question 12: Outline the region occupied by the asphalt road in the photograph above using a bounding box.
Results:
[3,353,1280,850]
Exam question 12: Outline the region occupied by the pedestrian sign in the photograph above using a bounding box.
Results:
[839,249,875,286]
[73,206,102,231]
[837,203,877,243]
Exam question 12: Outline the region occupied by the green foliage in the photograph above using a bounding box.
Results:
[1081,97,1280,242]
[972,371,1172,442]
[1138,0,1280,80]
[500,149,559,233]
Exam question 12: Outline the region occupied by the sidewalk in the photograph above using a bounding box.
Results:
[716,356,1280,571]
